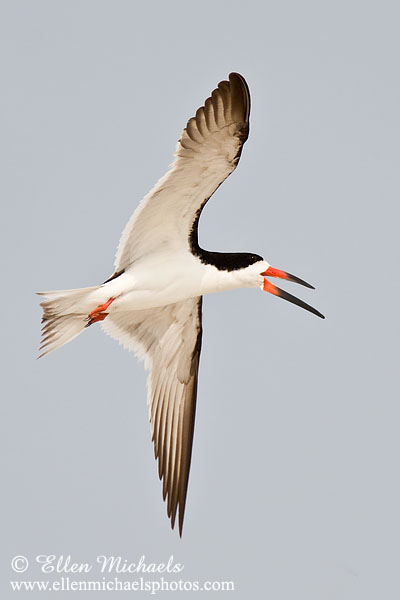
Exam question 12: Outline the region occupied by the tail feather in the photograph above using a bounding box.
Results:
[38,285,100,358]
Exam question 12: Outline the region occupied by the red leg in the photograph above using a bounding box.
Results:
[86,297,115,327]
[89,297,115,317]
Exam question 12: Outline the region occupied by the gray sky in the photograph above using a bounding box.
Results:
[1,1,399,598]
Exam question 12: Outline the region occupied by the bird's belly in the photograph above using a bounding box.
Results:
[100,267,205,311]
[112,285,201,311]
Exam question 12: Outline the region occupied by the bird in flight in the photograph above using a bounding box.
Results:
[38,73,324,536]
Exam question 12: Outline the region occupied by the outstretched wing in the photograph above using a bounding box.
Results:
[114,72,250,272]
[102,297,203,535]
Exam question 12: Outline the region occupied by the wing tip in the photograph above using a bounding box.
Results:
[228,72,251,124]
[183,72,251,149]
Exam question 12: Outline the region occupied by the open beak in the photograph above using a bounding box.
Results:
[260,266,325,319]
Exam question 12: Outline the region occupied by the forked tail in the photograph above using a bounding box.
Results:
[37,286,101,358]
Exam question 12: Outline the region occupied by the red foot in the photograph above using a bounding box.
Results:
[86,297,115,327]
[86,312,109,325]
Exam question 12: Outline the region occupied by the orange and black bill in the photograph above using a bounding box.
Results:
[261,266,315,289]
[261,267,325,319]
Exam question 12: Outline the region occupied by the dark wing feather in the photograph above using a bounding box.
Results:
[102,297,202,535]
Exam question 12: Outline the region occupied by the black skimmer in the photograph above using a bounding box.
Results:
[38,73,324,535]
